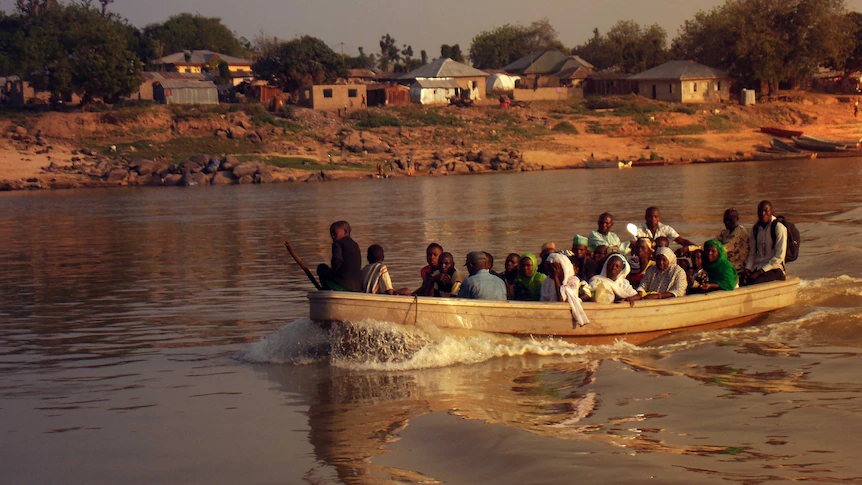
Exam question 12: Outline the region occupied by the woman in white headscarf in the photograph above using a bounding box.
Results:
[635,246,688,299]
[541,253,590,326]
[589,253,639,304]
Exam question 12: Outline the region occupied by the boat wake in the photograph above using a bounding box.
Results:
[244,318,643,370]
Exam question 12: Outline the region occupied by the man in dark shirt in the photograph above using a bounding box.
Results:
[317,221,362,291]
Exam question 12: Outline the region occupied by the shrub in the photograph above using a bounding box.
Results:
[552,121,579,134]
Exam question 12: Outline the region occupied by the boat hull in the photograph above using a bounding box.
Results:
[308,278,800,345]
[760,126,803,138]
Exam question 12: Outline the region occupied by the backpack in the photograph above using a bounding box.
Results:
[753,215,800,263]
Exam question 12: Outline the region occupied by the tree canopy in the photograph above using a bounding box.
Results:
[142,13,248,59]
[14,1,142,103]
[469,19,564,69]
[572,21,668,73]
[251,35,346,92]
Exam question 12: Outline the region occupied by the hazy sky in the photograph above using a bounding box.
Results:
[4,0,862,58]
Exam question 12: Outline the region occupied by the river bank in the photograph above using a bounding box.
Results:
[1,91,860,191]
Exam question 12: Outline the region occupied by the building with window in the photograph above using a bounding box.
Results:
[151,50,254,86]
[296,84,367,111]
[628,60,731,103]
[400,57,488,103]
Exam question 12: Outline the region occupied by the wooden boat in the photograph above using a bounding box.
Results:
[760,126,803,138]
[631,159,694,168]
[309,278,800,346]
[791,136,848,152]
[770,138,801,153]
[583,159,631,169]
[752,151,816,160]
[799,134,862,148]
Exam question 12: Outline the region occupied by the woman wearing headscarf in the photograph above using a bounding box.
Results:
[698,239,739,292]
[513,253,546,301]
[589,253,639,304]
[541,253,590,326]
[635,247,688,299]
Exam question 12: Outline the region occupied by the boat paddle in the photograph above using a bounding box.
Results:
[283,240,324,291]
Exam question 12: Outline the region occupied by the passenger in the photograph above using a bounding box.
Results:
[634,247,688,300]
[502,253,520,300]
[513,252,546,301]
[429,252,464,297]
[589,253,638,304]
[540,253,589,326]
[592,245,609,270]
[414,242,444,295]
[587,213,624,252]
[626,238,655,287]
[457,252,507,300]
[567,254,593,301]
[743,200,787,285]
[360,244,395,294]
[571,234,599,281]
[538,241,557,275]
[654,236,670,248]
[637,206,696,248]
[484,251,503,278]
[716,208,750,272]
[317,220,362,292]
[698,239,739,292]
[420,243,444,280]
[688,249,709,290]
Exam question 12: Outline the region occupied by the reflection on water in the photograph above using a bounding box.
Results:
[2,159,862,483]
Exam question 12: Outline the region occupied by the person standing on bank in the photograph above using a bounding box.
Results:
[743,200,787,285]
[458,252,506,300]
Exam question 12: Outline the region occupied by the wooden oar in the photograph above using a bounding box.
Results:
[284,240,323,290]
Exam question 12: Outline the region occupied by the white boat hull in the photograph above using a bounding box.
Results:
[309,278,800,344]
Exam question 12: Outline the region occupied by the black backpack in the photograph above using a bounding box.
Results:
[753,215,800,263]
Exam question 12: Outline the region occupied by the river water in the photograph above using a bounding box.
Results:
[2,159,862,484]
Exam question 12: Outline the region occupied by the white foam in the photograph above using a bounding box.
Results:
[244,318,330,365]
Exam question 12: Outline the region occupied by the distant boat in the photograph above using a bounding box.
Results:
[752,151,817,160]
[631,159,694,168]
[770,138,802,153]
[584,159,628,169]
[799,134,862,148]
[792,136,848,152]
[760,126,803,138]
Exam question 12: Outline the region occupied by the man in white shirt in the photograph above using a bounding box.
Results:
[636,207,696,247]
[743,200,787,285]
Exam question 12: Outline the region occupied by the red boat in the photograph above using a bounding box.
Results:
[760,126,803,138]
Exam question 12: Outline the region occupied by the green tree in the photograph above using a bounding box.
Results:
[343,47,375,69]
[572,20,667,72]
[16,1,142,104]
[378,33,400,72]
[251,35,346,92]
[672,0,850,92]
[0,12,23,76]
[142,13,247,60]
[440,44,464,62]
[469,19,564,69]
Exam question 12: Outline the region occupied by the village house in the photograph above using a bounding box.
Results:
[366,83,410,107]
[346,69,378,84]
[1,76,80,105]
[153,81,219,105]
[133,72,214,101]
[628,60,731,103]
[152,50,254,86]
[503,50,594,88]
[297,84,367,111]
[400,57,489,104]
[585,71,638,97]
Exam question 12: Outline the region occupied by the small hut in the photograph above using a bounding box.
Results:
[154,81,219,105]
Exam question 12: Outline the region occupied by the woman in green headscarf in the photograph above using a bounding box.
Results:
[514,253,546,301]
[699,239,738,292]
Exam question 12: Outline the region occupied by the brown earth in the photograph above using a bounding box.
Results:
[1,90,860,190]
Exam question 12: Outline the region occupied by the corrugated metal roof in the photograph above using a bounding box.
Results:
[587,71,631,81]
[401,58,488,79]
[628,60,728,81]
[556,66,592,80]
[504,50,594,75]
[154,50,252,66]
[412,78,462,89]
[142,71,212,81]
[158,81,218,89]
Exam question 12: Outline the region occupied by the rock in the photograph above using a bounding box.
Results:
[229,126,247,139]
[81,148,96,157]
[46,162,61,172]
[210,172,235,185]
[237,174,255,184]
[104,168,128,182]
[237,119,251,130]
[478,150,494,164]
[143,174,163,186]
[222,155,240,171]
[215,129,229,138]
[247,133,262,144]
[341,132,364,153]
[163,173,182,186]
[364,140,389,154]
[255,172,274,184]
[179,172,207,186]
[465,151,479,162]
[465,162,485,173]
[490,160,502,171]
[14,126,26,136]
[178,159,204,174]
[233,161,259,178]
[129,158,155,175]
